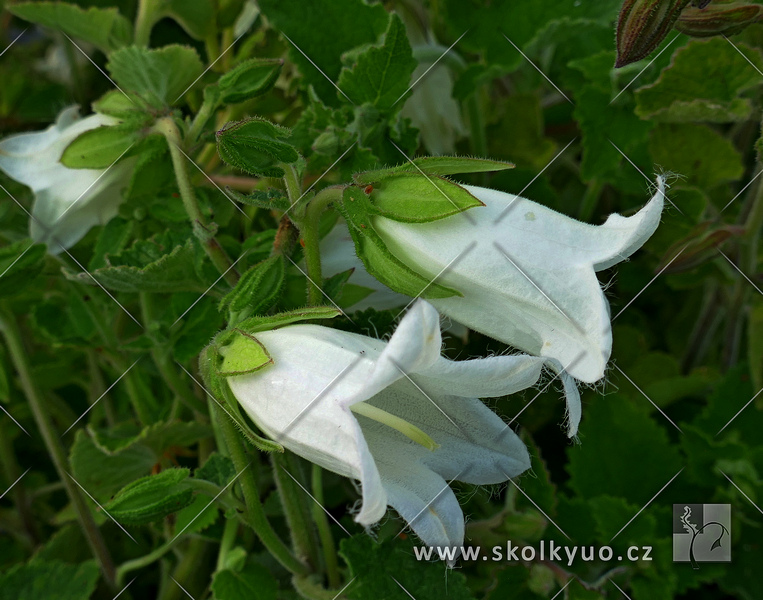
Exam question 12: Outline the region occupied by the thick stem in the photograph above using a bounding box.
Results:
[216,407,310,576]
[155,117,240,287]
[0,310,116,587]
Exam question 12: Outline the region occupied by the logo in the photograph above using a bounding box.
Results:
[672,504,731,569]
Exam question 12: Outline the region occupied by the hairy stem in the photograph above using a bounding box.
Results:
[0,309,116,588]
[155,117,240,287]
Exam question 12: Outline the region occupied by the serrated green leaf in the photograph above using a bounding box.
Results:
[174,493,218,535]
[196,453,235,487]
[0,560,100,600]
[66,233,208,293]
[635,38,763,123]
[339,536,475,600]
[212,563,278,600]
[9,2,131,54]
[218,58,283,105]
[219,255,285,315]
[69,429,158,498]
[650,123,743,189]
[61,124,143,169]
[105,468,193,525]
[567,395,683,506]
[107,45,204,107]
[0,240,46,297]
[89,421,212,457]
[364,174,484,223]
[92,90,144,120]
[337,14,416,110]
[257,0,389,105]
[88,217,133,271]
[217,330,273,376]
[216,118,299,177]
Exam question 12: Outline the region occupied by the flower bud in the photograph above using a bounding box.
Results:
[616,0,692,68]
[675,1,763,37]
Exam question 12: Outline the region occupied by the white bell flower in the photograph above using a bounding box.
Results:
[343,179,665,384]
[0,106,132,253]
[227,300,577,553]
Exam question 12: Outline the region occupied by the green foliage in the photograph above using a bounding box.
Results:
[8,2,131,54]
[1,1,761,598]
[635,38,763,122]
[107,45,204,107]
[0,560,100,600]
[339,536,475,600]
[337,15,416,110]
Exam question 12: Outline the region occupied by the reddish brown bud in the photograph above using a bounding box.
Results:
[616,0,692,68]
[676,1,763,37]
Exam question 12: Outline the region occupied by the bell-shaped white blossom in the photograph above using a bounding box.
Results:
[0,106,132,253]
[228,301,576,552]
[346,180,665,384]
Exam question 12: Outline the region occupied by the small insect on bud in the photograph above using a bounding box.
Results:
[676,0,763,37]
[615,0,692,68]
[364,185,374,194]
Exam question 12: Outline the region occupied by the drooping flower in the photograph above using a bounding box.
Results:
[0,106,132,253]
[331,178,665,384]
[226,300,578,552]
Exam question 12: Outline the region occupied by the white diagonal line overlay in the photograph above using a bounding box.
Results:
[0,29,27,60]
[612,364,682,433]
[0,468,31,501]
[67,472,138,543]
[716,386,763,436]
[506,474,570,540]
[281,32,354,104]
[502,33,572,104]
[609,468,683,542]
[612,245,688,321]
[0,404,30,436]
[392,30,469,108]
[63,33,135,104]
[610,34,680,105]
[493,138,577,226]
[718,249,763,296]
[63,358,141,436]
[393,242,476,320]
[284,254,354,324]
[609,580,633,600]
[280,466,351,536]
[170,576,197,600]
[171,464,250,543]
[174,30,248,102]
[719,469,763,517]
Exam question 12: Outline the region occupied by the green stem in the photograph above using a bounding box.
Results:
[187,96,218,146]
[134,0,161,46]
[216,407,310,576]
[216,517,239,572]
[312,464,341,589]
[0,310,116,588]
[155,117,240,287]
[272,453,322,568]
[300,186,344,306]
[159,539,208,600]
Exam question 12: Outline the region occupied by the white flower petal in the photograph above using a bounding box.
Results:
[373,179,665,383]
[0,106,131,253]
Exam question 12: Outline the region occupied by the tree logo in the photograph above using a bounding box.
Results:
[672,504,731,568]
